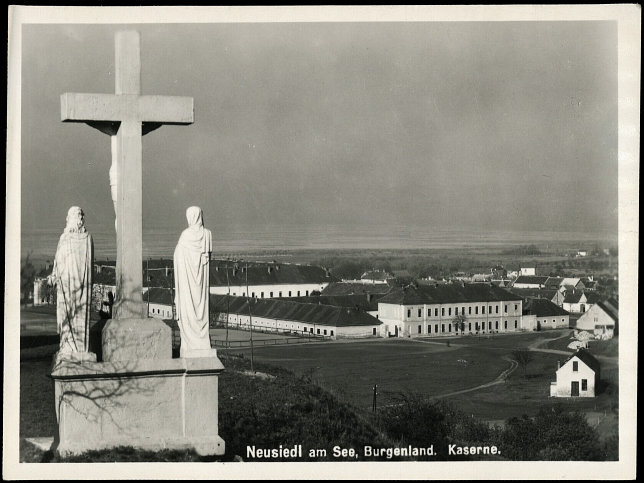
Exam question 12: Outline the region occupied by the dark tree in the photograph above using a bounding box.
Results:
[511,348,534,378]
[453,313,467,335]
[20,254,37,303]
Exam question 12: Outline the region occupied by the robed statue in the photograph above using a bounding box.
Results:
[48,206,94,356]
[173,206,213,357]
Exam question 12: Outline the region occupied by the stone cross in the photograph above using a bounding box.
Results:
[61,31,193,319]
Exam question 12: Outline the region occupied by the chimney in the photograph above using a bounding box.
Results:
[366,292,372,302]
[557,360,560,369]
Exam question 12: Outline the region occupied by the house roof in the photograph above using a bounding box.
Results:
[210,294,382,327]
[522,298,569,317]
[321,282,393,296]
[563,291,584,303]
[377,283,523,306]
[544,277,564,288]
[144,287,173,305]
[584,292,602,304]
[513,275,549,285]
[92,259,339,288]
[561,277,582,287]
[210,261,338,286]
[278,294,383,311]
[507,287,558,301]
[361,270,394,281]
[563,348,600,373]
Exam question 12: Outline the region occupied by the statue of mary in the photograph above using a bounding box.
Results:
[173,206,213,357]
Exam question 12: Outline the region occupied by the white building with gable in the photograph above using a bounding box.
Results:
[550,348,600,397]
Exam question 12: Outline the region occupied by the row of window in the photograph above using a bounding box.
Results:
[416,320,519,334]
[408,304,520,319]
[227,316,342,337]
[538,318,567,324]
[230,290,309,298]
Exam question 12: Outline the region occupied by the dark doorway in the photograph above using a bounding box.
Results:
[571,381,580,397]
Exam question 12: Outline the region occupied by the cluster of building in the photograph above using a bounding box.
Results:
[33,258,618,342]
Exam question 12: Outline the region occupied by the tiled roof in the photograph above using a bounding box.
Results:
[361,270,394,281]
[507,288,558,301]
[377,283,523,306]
[210,294,382,327]
[544,277,564,288]
[210,261,338,286]
[91,259,337,288]
[321,282,393,296]
[143,287,173,305]
[563,292,584,304]
[279,294,383,311]
[522,298,569,317]
[563,348,600,373]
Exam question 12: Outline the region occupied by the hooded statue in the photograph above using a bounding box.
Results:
[49,206,94,355]
[173,206,213,357]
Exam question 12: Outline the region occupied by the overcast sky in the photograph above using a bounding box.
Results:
[20,21,617,238]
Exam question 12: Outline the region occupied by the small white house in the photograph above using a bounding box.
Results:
[520,267,536,276]
[550,348,600,398]
[576,299,618,340]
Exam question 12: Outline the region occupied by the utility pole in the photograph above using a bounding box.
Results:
[245,261,254,373]
[372,384,378,412]
[225,259,230,349]
[146,257,150,317]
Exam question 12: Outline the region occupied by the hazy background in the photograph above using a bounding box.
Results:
[20,21,618,254]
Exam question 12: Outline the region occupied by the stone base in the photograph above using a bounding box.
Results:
[181,347,219,359]
[102,318,172,362]
[56,434,225,457]
[51,356,225,457]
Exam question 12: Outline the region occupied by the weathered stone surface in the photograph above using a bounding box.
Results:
[51,356,225,457]
[181,348,219,359]
[102,318,172,362]
[53,351,97,366]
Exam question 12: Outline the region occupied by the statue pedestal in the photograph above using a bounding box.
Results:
[51,318,225,457]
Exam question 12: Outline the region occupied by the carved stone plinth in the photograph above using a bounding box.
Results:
[51,355,225,457]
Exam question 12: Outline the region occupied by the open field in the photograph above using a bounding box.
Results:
[231,330,618,426]
[230,335,532,409]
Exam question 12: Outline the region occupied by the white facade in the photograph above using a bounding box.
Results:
[523,314,569,331]
[520,267,536,276]
[33,278,48,305]
[148,302,173,319]
[576,304,616,339]
[378,299,523,338]
[216,312,381,340]
[210,282,330,299]
[550,355,597,397]
[562,294,591,314]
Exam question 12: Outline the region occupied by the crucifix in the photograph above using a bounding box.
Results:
[61,30,193,320]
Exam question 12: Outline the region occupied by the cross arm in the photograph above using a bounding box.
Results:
[61,93,194,124]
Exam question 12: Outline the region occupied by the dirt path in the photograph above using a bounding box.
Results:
[434,356,519,399]
[375,355,519,409]
[528,329,573,350]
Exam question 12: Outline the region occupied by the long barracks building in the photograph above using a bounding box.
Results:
[377,283,524,338]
